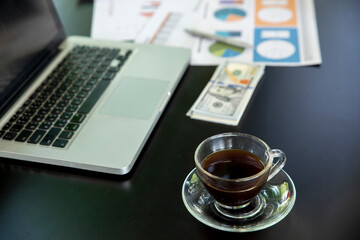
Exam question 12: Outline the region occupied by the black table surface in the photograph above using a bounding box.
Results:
[1,1,359,239]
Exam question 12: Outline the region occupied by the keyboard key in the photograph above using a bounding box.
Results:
[22,99,32,107]
[107,49,120,60]
[29,102,42,110]
[36,93,47,102]
[59,130,74,139]
[29,92,38,100]
[96,65,107,73]
[24,109,36,117]
[28,130,46,144]
[91,72,102,80]
[66,73,77,81]
[15,130,33,142]
[68,86,80,94]
[65,123,79,131]
[82,84,93,92]
[54,119,67,128]
[39,107,51,115]
[9,115,19,122]
[49,93,62,101]
[66,105,78,113]
[33,114,45,122]
[52,106,63,115]
[2,122,12,131]
[43,100,56,109]
[43,86,55,95]
[125,50,132,56]
[60,112,72,120]
[16,107,26,114]
[0,130,5,138]
[46,114,58,122]
[57,100,69,108]
[102,72,116,81]
[10,124,24,132]
[25,122,39,130]
[71,113,86,123]
[39,121,52,130]
[116,55,126,62]
[63,93,75,101]
[16,116,30,125]
[108,66,120,73]
[110,59,120,67]
[87,77,99,85]
[79,73,90,81]
[84,67,95,75]
[52,139,68,148]
[40,127,61,146]
[55,86,66,95]
[74,79,85,87]
[78,80,110,114]
[77,90,89,99]
[71,98,83,106]
[3,132,18,141]
[72,67,82,75]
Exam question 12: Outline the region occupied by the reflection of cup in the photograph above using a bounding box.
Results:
[195,133,286,219]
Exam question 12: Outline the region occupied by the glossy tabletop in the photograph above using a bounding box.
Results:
[1,0,359,239]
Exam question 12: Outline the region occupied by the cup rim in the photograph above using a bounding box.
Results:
[194,132,273,182]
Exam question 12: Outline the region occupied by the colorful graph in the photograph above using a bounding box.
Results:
[220,0,244,4]
[149,12,182,44]
[209,42,244,58]
[139,1,161,18]
[215,31,241,37]
[214,8,246,22]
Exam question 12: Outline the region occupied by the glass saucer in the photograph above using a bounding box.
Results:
[181,168,296,232]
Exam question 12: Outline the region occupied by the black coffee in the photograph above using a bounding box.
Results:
[202,149,264,179]
[199,149,266,206]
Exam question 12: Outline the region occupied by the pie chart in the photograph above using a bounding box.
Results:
[214,8,246,22]
[209,42,244,58]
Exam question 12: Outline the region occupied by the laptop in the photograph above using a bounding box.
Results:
[0,0,190,175]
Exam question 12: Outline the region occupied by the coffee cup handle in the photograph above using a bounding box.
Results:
[267,149,287,181]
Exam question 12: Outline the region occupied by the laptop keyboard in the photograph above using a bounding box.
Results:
[0,45,132,148]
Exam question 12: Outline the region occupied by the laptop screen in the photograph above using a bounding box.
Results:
[0,0,65,115]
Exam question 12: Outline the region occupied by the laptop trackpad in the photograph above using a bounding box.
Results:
[100,77,169,119]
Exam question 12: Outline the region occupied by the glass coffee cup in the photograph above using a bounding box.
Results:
[195,132,286,219]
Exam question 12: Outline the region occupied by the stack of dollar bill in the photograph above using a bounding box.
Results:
[187,61,265,126]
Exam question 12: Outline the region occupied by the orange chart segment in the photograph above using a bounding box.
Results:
[227,14,244,21]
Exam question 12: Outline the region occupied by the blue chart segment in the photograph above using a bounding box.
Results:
[209,41,244,58]
[214,8,246,22]
[215,31,241,37]
[223,49,240,57]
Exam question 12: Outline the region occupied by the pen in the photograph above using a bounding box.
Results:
[185,28,253,48]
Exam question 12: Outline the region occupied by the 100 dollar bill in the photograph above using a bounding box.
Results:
[187,61,265,125]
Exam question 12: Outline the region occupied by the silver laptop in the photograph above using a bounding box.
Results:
[0,0,190,174]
